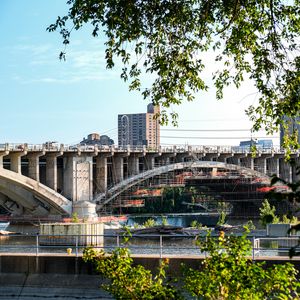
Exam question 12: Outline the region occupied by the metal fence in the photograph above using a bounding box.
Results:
[1,234,300,259]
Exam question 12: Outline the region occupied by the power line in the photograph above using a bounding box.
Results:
[161,129,252,132]
[179,118,246,122]
[161,136,278,139]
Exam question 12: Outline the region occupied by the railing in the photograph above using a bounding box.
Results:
[0,143,287,154]
[0,234,300,260]
[253,237,300,257]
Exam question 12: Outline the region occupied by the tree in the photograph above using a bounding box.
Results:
[48,1,300,144]
[83,230,300,299]
[183,230,300,299]
[259,199,278,227]
[83,247,182,299]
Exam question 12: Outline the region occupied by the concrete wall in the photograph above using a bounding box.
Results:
[1,254,300,277]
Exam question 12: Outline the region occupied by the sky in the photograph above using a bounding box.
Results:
[0,0,280,147]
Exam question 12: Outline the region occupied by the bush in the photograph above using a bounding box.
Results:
[83,247,182,299]
[183,230,300,299]
[83,229,300,299]
[143,218,157,228]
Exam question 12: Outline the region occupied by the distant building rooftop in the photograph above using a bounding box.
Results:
[80,133,114,146]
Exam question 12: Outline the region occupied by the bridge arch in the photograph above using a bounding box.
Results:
[95,161,270,208]
[0,168,72,216]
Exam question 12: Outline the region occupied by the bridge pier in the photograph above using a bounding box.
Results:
[95,154,112,194]
[7,151,27,174]
[280,158,292,182]
[144,153,161,170]
[0,150,9,169]
[26,151,45,182]
[112,153,129,184]
[204,152,220,161]
[254,155,266,174]
[176,146,193,162]
[157,153,176,166]
[63,154,93,201]
[240,154,255,170]
[46,152,63,192]
[176,153,191,162]
[227,153,248,167]
[267,156,280,177]
[291,154,300,182]
[128,153,144,176]
[218,152,234,163]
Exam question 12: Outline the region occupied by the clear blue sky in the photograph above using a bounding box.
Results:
[0,0,279,147]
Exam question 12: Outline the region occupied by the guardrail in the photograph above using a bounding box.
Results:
[0,234,299,259]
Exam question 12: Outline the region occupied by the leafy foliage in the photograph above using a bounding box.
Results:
[259,199,279,227]
[217,210,227,226]
[267,164,300,256]
[183,230,300,299]
[143,218,157,228]
[161,216,169,226]
[190,220,204,229]
[83,247,182,300]
[71,212,79,223]
[48,1,300,143]
[83,229,300,299]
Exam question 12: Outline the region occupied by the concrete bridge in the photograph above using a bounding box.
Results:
[0,143,298,217]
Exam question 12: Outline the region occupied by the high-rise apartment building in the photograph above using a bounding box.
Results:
[118,104,160,148]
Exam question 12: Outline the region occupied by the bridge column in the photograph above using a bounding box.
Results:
[0,151,9,168]
[176,146,195,162]
[63,154,93,201]
[280,158,292,182]
[204,152,220,162]
[128,155,139,176]
[157,153,176,166]
[46,152,62,191]
[240,154,254,170]
[189,148,206,161]
[26,151,45,182]
[267,157,280,177]
[128,153,144,176]
[254,156,266,174]
[112,153,129,184]
[254,153,274,174]
[8,151,27,174]
[144,153,161,170]
[228,153,247,167]
[217,153,234,164]
[95,153,112,194]
[290,153,300,182]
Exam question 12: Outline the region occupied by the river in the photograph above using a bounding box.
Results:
[0,213,266,257]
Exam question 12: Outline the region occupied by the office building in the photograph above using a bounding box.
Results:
[118,104,160,148]
[233,139,273,152]
[280,116,300,147]
[239,139,273,149]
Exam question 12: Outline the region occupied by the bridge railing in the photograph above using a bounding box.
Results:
[1,234,299,260]
[0,143,288,155]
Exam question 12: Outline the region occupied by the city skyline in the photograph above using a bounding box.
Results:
[0,0,280,147]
